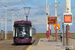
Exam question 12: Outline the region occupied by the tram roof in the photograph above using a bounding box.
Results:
[14,20,31,24]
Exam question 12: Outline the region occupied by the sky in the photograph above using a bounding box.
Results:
[0,0,75,33]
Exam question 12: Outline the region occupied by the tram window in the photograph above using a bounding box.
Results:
[15,27,30,37]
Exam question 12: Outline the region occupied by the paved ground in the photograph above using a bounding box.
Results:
[0,38,39,50]
[0,39,29,50]
[29,37,65,50]
[0,37,66,50]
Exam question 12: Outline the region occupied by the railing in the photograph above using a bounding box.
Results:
[64,37,75,50]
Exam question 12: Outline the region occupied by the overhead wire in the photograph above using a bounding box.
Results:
[0,2,5,6]
[22,0,26,7]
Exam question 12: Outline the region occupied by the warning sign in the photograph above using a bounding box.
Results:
[54,24,60,30]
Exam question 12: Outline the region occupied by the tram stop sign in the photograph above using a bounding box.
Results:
[48,17,57,24]
[63,13,72,25]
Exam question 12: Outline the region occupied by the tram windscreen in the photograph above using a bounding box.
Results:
[16,26,30,38]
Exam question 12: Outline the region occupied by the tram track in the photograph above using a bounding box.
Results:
[0,38,38,50]
[0,42,13,48]
[22,45,29,50]
[0,40,12,45]
[8,45,17,50]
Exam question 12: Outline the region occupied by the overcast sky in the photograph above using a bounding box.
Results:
[0,0,75,33]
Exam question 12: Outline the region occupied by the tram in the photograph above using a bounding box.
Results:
[13,20,36,44]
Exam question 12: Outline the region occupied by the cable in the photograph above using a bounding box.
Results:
[0,2,5,6]
[22,0,26,6]
[58,0,61,4]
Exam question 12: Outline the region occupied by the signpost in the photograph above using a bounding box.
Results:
[63,0,72,49]
[53,24,60,42]
[47,16,57,42]
[64,13,72,38]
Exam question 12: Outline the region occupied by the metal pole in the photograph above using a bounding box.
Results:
[50,25,51,35]
[46,0,49,39]
[55,0,57,42]
[24,14,25,21]
[68,25,70,37]
[66,25,68,46]
[23,7,31,21]
[1,16,3,40]
[66,0,71,46]
[48,3,51,41]
[55,30,57,42]
[25,15,28,21]
[46,0,48,31]
[1,16,3,30]
[46,0,47,14]
[18,12,20,21]
[11,9,14,31]
[66,0,71,13]
[55,0,57,16]
[48,3,50,16]
[48,3,51,35]
[5,5,7,39]
[62,23,64,46]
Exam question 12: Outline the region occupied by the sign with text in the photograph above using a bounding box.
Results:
[48,17,57,24]
[64,15,72,23]
[63,13,72,25]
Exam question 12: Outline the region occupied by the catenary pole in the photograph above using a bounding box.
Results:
[11,9,14,31]
[18,12,20,21]
[55,0,57,42]
[24,14,25,21]
[46,0,49,39]
[1,16,3,30]
[1,16,3,40]
[5,5,7,39]
[66,0,71,46]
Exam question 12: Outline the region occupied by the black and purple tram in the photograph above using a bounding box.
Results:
[13,20,36,44]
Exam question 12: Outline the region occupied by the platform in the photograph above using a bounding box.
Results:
[27,37,65,50]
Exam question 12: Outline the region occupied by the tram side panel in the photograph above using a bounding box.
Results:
[30,27,36,42]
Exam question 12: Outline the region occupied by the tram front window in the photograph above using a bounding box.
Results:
[16,27,29,38]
